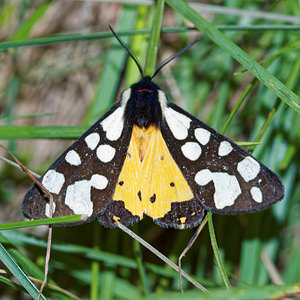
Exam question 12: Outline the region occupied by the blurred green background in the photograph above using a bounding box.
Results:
[0,0,299,299]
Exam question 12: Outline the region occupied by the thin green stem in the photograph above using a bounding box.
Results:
[0,215,83,230]
[133,239,150,295]
[90,224,100,300]
[144,0,165,76]
[221,79,257,135]
[207,212,231,289]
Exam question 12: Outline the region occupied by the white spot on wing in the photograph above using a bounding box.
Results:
[181,142,201,161]
[158,90,192,140]
[237,156,260,182]
[250,187,263,203]
[65,150,81,166]
[164,108,192,140]
[96,144,116,163]
[121,88,131,104]
[42,170,65,194]
[195,169,241,209]
[195,128,211,145]
[194,169,212,185]
[100,88,130,141]
[218,141,233,157]
[90,174,108,190]
[101,108,124,141]
[45,202,56,218]
[65,174,107,217]
[85,133,100,150]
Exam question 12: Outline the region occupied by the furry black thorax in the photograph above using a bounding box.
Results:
[124,76,162,128]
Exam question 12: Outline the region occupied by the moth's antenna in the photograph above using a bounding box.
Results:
[109,25,144,78]
[151,39,199,79]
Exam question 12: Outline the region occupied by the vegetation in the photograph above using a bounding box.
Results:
[0,0,299,299]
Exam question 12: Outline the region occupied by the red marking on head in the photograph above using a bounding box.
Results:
[137,89,153,93]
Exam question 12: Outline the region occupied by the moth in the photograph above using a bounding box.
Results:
[23,32,284,230]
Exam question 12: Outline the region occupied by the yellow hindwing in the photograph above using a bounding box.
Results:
[113,125,194,220]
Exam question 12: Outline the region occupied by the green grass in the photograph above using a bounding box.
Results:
[0,1,299,299]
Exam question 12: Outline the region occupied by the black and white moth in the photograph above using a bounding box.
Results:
[23,33,284,230]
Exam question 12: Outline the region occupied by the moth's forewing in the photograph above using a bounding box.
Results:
[23,103,133,225]
[160,101,284,215]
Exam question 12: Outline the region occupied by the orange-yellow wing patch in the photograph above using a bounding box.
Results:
[113,125,194,221]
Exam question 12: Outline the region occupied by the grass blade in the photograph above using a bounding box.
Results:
[144,0,165,76]
[0,126,86,139]
[166,0,300,113]
[207,212,231,289]
[0,243,47,300]
[0,215,84,230]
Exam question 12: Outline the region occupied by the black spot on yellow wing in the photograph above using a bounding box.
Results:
[119,181,124,186]
[138,191,142,201]
[150,194,156,203]
[170,182,175,187]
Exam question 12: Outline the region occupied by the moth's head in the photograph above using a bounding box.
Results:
[130,76,160,94]
[124,76,162,128]
[109,25,198,128]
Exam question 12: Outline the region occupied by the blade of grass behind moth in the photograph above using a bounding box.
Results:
[0,125,87,139]
[6,247,80,299]
[6,2,50,156]
[85,6,138,125]
[2,26,300,52]
[221,79,257,135]
[210,81,230,131]
[5,76,19,153]
[133,238,150,295]
[0,243,47,300]
[124,5,149,86]
[0,144,55,299]
[90,223,100,300]
[236,40,300,76]
[248,108,277,154]
[166,0,300,114]
[0,112,55,121]
[117,223,207,292]
[0,216,84,231]
[11,1,51,41]
[144,0,165,76]
[178,215,208,292]
[207,212,231,289]
[251,42,300,157]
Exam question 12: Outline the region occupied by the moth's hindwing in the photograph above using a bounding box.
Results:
[22,103,133,226]
[160,101,284,214]
[99,124,205,229]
